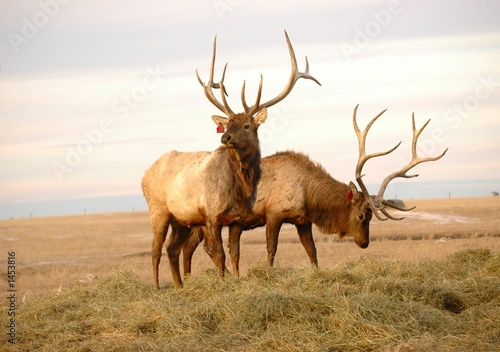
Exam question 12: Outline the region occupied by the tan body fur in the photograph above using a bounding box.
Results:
[143,110,266,289]
[143,149,249,228]
[183,151,372,276]
[183,106,447,277]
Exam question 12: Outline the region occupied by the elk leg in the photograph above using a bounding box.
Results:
[228,224,243,276]
[296,224,318,267]
[182,227,204,277]
[203,224,226,280]
[202,227,212,257]
[265,219,283,267]
[166,223,190,288]
[150,208,170,290]
[201,228,230,273]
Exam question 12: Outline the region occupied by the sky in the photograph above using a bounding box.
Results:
[1,0,499,218]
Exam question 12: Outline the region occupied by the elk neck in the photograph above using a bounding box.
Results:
[225,145,262,211]
[306,176,351,235]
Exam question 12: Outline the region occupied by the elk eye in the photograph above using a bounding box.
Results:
[358,214,364,221]
[244,123,250,130]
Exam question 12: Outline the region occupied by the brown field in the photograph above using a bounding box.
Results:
[0,196,498,297]
[1,196,499,351]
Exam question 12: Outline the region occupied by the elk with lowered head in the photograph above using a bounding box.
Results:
[141,31,321,288]
[183,105,448,276]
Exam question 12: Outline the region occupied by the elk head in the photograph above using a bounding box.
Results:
[196,30,321,156]
[346,104,448,248]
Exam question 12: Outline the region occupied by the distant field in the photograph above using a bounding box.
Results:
[0,196,498,296]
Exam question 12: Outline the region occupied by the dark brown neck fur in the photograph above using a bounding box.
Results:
[226,146,261,212]
[303,164,351,235]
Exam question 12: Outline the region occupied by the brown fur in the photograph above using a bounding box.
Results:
[226,147,261,212]
[142,111,265,289]
[149,31,322,288]
[183,151,373,276]
[273,151,353,234]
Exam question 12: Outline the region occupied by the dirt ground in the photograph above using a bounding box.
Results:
[0,196,498,297]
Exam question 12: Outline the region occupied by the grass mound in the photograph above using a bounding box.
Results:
[7,249,500,351]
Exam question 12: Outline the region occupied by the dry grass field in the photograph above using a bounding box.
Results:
[0,196,499,351]
[1,197,498,296]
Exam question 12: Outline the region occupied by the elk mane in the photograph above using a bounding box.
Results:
[282,152,350,235]
[227,147,261,210]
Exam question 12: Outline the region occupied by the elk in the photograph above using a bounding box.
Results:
[182,105,448,276]
[141,31,321,288]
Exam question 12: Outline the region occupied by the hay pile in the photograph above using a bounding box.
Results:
[9,249,500,351]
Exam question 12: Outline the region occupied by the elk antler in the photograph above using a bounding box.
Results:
[353,105,448,221]
[353,105,401,221]
[373,113,448,218]
[241,30,322,117]
[196,36,235,116]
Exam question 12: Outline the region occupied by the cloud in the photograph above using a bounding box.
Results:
[1,1,499,213]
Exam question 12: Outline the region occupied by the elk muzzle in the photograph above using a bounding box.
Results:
[355,238,369,249]
[221,132,232,146]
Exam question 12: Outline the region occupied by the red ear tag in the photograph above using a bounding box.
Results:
[216,123,225,133]
[347,189,353,201]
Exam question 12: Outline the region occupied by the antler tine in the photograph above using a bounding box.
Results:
[376,113,448,206]
[302,55,322,86]
[381,199,416,212]
[219,80,233,114]
[241,75,263,115]
[196,69,203,86]
[219,63,227,90]
[196,35,234,116]
[241,80,249,113]
[377,206,406,221]
[196,62,228,92]
[353,104,402,199]
[245,30,322,117]
[363,198,404,221]
[195,35,217,87]
[282,30,322,87]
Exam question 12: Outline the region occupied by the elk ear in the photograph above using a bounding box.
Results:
[348,182,360,202]
[212,115,228,128]
[253,108,268,127]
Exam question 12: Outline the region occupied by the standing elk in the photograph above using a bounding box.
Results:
[142,31,321,288]
[182,105,448,276]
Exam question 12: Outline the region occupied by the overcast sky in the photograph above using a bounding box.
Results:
[1,0,499,217]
